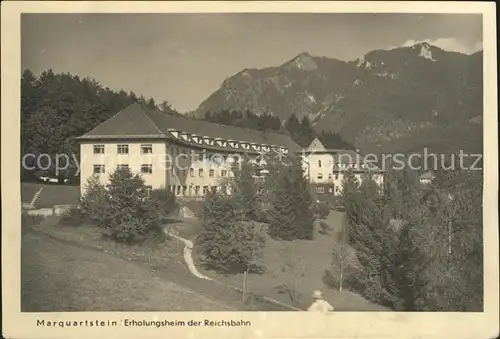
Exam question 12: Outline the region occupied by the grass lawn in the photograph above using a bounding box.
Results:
[34,184,81,208]
[21,182,43,204]
[23,216,293,311]
[167,217,202,240]
[193,210,388,311]
[21,182,81,208]
[22,229,231,311]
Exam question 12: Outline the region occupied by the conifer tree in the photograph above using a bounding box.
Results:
[288,153,315,240]
[197,189,265,274]
[231,154,259,221]
[266,154,314,240]
[267,167,297,240]
[340,169,360,225]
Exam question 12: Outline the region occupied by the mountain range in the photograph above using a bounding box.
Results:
[195,42,483,156]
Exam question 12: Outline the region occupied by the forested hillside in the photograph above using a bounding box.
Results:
[20,69,179,180]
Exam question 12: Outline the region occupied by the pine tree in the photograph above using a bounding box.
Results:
[391,223,429,310]
[102,167,161,242]
[266,154,314,240]
[288,153,315,240]
[146,97,157,109]
[341,170,403,309]
[340,169,360,225]
[267,168,297,240]
[231,154,259,221]
[159,100,172,113]
[383,170,404,218]
[197,190,265,274]
[299,116,315,147]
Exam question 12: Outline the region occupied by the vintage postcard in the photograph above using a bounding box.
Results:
[2,1,498,338]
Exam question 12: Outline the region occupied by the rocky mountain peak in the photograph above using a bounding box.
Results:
[196,45,482,154]
[285,52,318,71]
[414,42,437,61]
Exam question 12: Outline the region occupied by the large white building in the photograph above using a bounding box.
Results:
[302,137,384,196]
[77,103,383,198]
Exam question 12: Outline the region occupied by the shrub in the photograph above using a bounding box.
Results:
[78,168,164,243]
[318,221,331,235]
[59,206,86,226]
[197,191,266,274]
[316,202,331,219]
[151,188,178,218]
[253,208,270,223]
[100,168,162,243]
[80,175,109,226]
[21,211,44,230]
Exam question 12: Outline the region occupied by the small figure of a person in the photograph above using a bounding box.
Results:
[307,290,334,313]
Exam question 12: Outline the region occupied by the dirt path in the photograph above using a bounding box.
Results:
[21,230,232,312]
[166,231,213,281]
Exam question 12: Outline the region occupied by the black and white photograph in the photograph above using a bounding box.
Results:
[2,2,498,339]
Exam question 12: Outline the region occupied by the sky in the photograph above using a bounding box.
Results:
[22,13,483,112]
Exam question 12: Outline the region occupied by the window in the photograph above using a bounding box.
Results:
[117,164,129,170]
[335,174,339,180]
[318,160,322,168]
[209,169,214,177]
[194,185,200,195]
[328,173,332,180]
[117,144,129,154]
[182,186,187,195]
[141,164,152,174]
[176,186,181,195]
[199,169,204,177]
[141,144,153,154]
[198,153,204,161]
[329,187,333,193]
[316,186,325,194]
[93,164,105,174]
[93,144,105,154]
[317,173,323,180]
[203,186,209,194]
[221,170,227,177]
[189,168,194,177]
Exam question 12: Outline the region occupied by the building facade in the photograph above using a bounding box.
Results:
[77,104,384,198]
[76,103,298,197]
[302,138,384,196]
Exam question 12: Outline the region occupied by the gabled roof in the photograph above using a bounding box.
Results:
[305,137,326,152]
[77,103,301,151]
[77,103,165,139]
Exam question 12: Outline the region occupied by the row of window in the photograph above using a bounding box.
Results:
[93,164,152,174]
[316,186,340,194]
[189,168,228,178]
[169,130,286,154]
[168,185,217,196]
[93,164,234,178]
[93,144,246,165]
[316,160,366,169]
[93,144,153,155]
[317,173,340,180]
